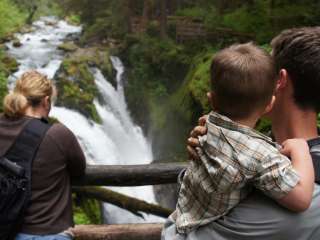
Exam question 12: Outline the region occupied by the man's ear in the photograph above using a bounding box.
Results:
[276,69,288,92]
[263,95,276,115]
[207,91,217,110]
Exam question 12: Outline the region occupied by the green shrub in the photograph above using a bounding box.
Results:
[0,0,27,39]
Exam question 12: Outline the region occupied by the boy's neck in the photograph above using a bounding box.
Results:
[228,113,259,129]
[234,117,258,129]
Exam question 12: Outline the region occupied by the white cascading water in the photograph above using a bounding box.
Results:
[6,16,164,223]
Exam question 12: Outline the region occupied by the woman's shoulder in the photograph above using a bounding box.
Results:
[47,122,77,141]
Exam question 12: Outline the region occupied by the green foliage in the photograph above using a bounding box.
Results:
[0,71,7,112]
[0,49,19,112]
[176,6,220,31]
[66,14,81,25]
[221,0,320,43]
[73,194,102,225]
[124,35,190,130]
[128,36,188,91]
[176,7,208,19]
[256,117,272,135]
[187,52,215,113]
[0,0,27,39]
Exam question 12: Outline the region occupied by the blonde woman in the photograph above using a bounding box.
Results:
[0,71,86,240]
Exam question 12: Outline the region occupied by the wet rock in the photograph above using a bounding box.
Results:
[0,33,14,44]
[12,39,22,48]
[44,20,57,27]
[1,55,19,74]
[41,39,48,42]
[65,32,81,42]
[58,42,78,52]
[19,25,34,34]
[54,56,102,123]
[53,45,118,123]
[71,47,116,87]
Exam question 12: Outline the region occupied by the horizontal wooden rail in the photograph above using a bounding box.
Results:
[72,224,163,240]
[73,163,187,186]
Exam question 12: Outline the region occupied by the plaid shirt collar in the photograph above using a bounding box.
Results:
[208,111,277,147]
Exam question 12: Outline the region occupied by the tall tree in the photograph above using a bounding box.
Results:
[159,0,168,39]
[142,0,153,29]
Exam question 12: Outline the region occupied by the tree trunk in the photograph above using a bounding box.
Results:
[142,0,153,30]
[123,0,133,33]
[72,186,173,218]
[159,0,168,39]
[26,5,38,24]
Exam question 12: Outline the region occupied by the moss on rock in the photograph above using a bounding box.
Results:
[1,54,19,74]
[0,50,19,112]
[55,57,102,123]
[54,44,117,123]
[58,41,78,52]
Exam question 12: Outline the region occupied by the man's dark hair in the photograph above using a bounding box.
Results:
[211,42,277,120]
[271,27,320,111]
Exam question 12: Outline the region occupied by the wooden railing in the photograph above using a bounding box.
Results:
[74,163,187,186]
[71,163,187,240]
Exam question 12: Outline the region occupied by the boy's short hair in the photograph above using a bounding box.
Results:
[271,27,320,112]
[211,43,277,119]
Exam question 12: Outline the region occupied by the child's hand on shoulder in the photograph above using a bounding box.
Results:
[280,138,309,157]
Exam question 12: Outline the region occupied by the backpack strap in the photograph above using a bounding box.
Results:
[5,118,51,180]
[308,138,320,184]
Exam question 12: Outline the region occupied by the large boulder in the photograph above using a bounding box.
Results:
[54,46,116,123]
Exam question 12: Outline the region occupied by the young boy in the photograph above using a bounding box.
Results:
[174,43,314,234]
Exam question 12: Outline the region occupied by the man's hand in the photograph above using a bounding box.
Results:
[187,115,208,160]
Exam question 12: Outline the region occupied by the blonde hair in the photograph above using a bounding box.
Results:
[3,70,55,118]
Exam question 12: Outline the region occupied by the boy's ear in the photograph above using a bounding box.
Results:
[263,95,276,115]
[207,91,217,109]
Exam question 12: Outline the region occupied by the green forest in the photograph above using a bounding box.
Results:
[1,0,320,225]
[1,0,320,159]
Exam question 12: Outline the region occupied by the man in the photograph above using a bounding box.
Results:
[162,27,320,240]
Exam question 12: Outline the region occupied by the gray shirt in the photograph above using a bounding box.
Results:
[162,139,320,240]
[162,185,320,240]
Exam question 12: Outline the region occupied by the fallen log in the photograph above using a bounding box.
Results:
[72,223,163,240]
[72,186,173,218]
[73,163,187,186]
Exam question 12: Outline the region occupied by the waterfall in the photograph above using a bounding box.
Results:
[6,16,164,223]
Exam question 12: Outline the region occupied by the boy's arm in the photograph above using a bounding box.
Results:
[277,139,314,212]
[253,139,314,212]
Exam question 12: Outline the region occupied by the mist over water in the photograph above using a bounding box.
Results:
[6,16,164,223]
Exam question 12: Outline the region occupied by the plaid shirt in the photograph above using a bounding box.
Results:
[175,111,300,234]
